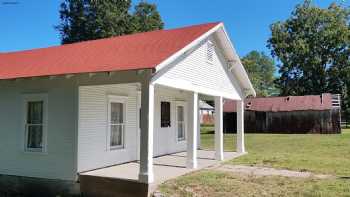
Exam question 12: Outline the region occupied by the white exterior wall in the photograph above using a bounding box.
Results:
[78,83,139,172]
[153,86,189,156]
[155,36,243,100]
[0,79,77,180]
[78,83,192,172]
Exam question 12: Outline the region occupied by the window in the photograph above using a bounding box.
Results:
[161,101,171,127]
[206,41,214,62]
[176,104,186,141]
[108,96,127,150]
[23,94,47,153]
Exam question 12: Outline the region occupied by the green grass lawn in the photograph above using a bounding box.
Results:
[159,127,350,196]
[201,127,350,177]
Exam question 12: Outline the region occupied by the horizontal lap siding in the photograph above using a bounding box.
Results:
[154,87,189,156]
[0,80,77,180]
[159,38,240,97]
[78,84,138,172]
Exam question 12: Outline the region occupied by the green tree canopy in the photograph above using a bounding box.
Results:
[131,2,164,32]
[268,0,350,117]
[57,0,164,44]
[242,51,278,97]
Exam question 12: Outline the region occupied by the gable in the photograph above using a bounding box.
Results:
[154,37,243,100]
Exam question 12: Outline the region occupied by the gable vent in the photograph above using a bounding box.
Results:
[206,41,214,62]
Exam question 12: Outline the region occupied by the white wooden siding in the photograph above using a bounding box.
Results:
[153,86,189,156]
[78,83,191,171]
[155,37,242,99]
[78,83,139,172]
[0,79,77,180]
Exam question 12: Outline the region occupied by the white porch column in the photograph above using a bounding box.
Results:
[236,100,246,153]
[197,99,201,149]
[187,92,198,169]
[138,80,154,183]
[214,96,224,161]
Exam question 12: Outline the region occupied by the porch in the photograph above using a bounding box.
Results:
[79,150,245,196]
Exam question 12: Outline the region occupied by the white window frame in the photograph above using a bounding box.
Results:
[107,95,128,150]
[175,101,187,142]
[22,93,48,153]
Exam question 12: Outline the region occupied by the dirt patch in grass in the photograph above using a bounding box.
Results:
[211,164,334,179]
[158,170,350,197]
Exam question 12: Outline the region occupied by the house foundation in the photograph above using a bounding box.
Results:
[0,174,80,197]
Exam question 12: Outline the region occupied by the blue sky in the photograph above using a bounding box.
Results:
[0,0,347,57]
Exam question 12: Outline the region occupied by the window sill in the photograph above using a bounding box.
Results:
[176,139,186,144]
[109,146,125,151]
[22,150,48,155]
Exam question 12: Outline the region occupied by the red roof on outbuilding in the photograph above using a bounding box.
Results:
[0,22,220,80]
[224,94,334,112]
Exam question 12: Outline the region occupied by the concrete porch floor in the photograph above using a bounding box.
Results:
[81,150,243,185]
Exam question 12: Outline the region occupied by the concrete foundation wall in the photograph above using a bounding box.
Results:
[0,174,80,197]
[80,175,149,197]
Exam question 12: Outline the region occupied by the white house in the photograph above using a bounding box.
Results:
[199,100,214,124]
[0,22,255,194]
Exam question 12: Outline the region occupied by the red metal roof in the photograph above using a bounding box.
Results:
[0,22,220,80]
[224,94,333,112]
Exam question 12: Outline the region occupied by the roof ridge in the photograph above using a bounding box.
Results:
[1,22,221,55]
[254,93,332,99]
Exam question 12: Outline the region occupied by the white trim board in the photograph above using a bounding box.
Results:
[154,77,241,100]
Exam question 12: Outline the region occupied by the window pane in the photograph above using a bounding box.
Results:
[27,101,43,124]
[177,105,185,140]
[177,106,184,121]
[111,103,123,124]
[27,125,43,149]
[161,102,171,127]
[110,125,123,147]
[178,122,184,140]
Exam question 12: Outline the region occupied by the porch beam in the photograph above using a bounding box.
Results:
[236,100,246,153]
[187,92,198,169]
[214,96,224,161]
[138,79,154,183]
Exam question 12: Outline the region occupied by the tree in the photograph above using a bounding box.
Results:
[57,0,164,44]
[131,2,164,32]
[268,0,350,117]
[241,51,278,97]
